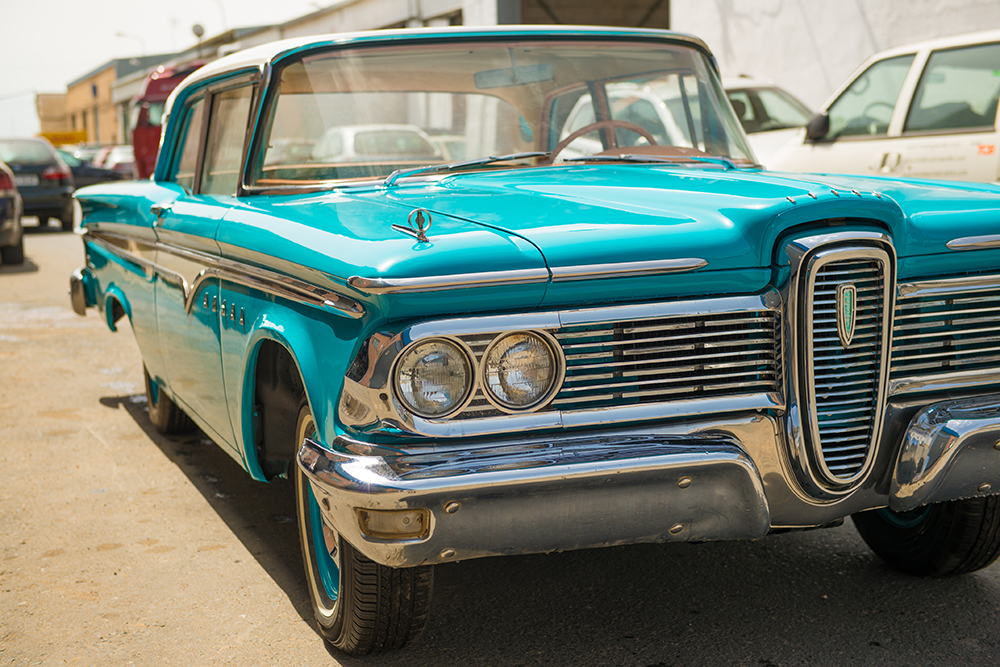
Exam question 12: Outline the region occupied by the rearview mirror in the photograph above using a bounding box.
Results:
[805,112,830,142]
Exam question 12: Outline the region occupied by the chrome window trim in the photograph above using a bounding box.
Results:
[782,231,896,501]
[339,290,784,439]
[85,228,364,319]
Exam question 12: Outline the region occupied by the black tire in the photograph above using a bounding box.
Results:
[36,217,49,228]
[1,235,23,264]
[294,403,433,654]
[60,213,73,231]
[852,497,1000,576]
[143,365,195,434]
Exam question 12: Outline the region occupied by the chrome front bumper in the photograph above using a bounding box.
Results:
[298,429,771,567]
[297,393,1000,568]
[892,394,1000,512]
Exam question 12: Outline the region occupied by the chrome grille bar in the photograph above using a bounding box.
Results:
[891,278,1000,394]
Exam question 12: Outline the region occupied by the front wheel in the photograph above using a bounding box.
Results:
[143,365,194,434]
[294,403,433,654]
[852,497,1000,576]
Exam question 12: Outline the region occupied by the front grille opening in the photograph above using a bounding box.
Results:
[810,258,884,481]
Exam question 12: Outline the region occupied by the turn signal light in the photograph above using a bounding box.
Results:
[356,508,429,540]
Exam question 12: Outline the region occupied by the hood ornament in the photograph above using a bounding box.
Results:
[836,283,857,348]
[392,209,432,242]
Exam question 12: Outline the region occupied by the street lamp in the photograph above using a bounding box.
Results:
[115,31,147,55]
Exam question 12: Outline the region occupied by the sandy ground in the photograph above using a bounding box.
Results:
[4,224,1000,667]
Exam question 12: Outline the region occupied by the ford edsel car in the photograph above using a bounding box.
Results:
[69,26,1000,654]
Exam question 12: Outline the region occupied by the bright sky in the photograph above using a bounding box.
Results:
[0,0,329,137]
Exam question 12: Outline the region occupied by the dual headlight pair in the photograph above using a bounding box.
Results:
[394,331,562,418]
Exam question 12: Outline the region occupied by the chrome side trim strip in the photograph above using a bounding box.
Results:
[946,234,1000,251]
[347,268,550,294]
[897,273,1000,298]
[549,258,708,282]
[86,229,365,319]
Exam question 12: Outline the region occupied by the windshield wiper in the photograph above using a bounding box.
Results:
[562,154,739,170]
[383,151,551,187]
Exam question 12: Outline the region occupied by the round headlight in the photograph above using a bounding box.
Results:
[482,331,559,410]
[395,338,473,418]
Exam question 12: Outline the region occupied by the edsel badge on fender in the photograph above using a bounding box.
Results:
[69,25,1000,655]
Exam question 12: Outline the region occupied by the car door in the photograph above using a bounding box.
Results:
[894,41,1000,182]
[153,82,256,451]
[772,54,917,176]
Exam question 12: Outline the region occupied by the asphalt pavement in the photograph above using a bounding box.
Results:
[3,223,1000,666]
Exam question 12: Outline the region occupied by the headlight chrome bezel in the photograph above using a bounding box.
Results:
[480,330,564,413]
[392,336,477,420]
[389,329,565,420]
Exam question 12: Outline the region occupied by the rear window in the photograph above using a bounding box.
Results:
[0,139,55,164]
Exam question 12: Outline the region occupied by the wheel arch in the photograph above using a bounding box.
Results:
[103,285,131,332]
[238,321,331,482]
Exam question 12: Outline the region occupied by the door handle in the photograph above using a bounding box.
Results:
[150,201,173,226]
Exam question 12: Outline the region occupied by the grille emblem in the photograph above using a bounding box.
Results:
[836,283,857,348]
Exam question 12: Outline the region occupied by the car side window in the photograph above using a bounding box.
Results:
[904,42,1000,133]
[826,54,915,139]
[201,86,255,196]
[172,98,206,191]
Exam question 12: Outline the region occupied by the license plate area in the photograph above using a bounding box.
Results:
[13,174,38,187]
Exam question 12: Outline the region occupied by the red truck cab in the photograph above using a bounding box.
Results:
[130,61,203,180]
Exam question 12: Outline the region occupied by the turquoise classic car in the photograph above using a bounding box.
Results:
[70,26,1000,654]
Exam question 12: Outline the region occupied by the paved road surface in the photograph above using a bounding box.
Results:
[3,223,1000,666]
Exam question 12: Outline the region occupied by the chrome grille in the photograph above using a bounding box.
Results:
[809,259,886,480]
[452,308,782,419]
[891,280,1000,389]
[553,311,781,411]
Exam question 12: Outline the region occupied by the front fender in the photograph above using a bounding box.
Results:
[231,298,364,481]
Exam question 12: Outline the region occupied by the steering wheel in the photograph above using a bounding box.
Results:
[550,120,658,163]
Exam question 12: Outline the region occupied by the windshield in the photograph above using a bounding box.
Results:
[252,39,754,187]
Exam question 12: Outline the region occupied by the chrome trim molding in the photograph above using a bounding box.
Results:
[347,258,710,294]
[347,268,550,294]
[946,234,1000,250]
[782,231,896,500]
[298,428,770,567]
[549,258,708,282]
[897,274,1000,298]
[892,393,1000,512]
[86,229,364,319]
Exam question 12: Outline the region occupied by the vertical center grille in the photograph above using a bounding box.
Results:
[800,246,892,489]
[810,259,885,481]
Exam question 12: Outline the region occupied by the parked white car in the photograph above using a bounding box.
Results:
[771,30,1000,182]
[723,77,812,167]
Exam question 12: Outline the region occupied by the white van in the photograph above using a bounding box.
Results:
[771,30,1000,182]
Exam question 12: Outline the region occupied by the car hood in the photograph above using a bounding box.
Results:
[379,164,1000,274]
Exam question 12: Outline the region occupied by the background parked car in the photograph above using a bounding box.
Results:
[0,137,74,230]
[771,30,1000,181]
[56,148,125,189]
[0,159,23,264]
[723,77,812,167]
[91,145,137,179]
